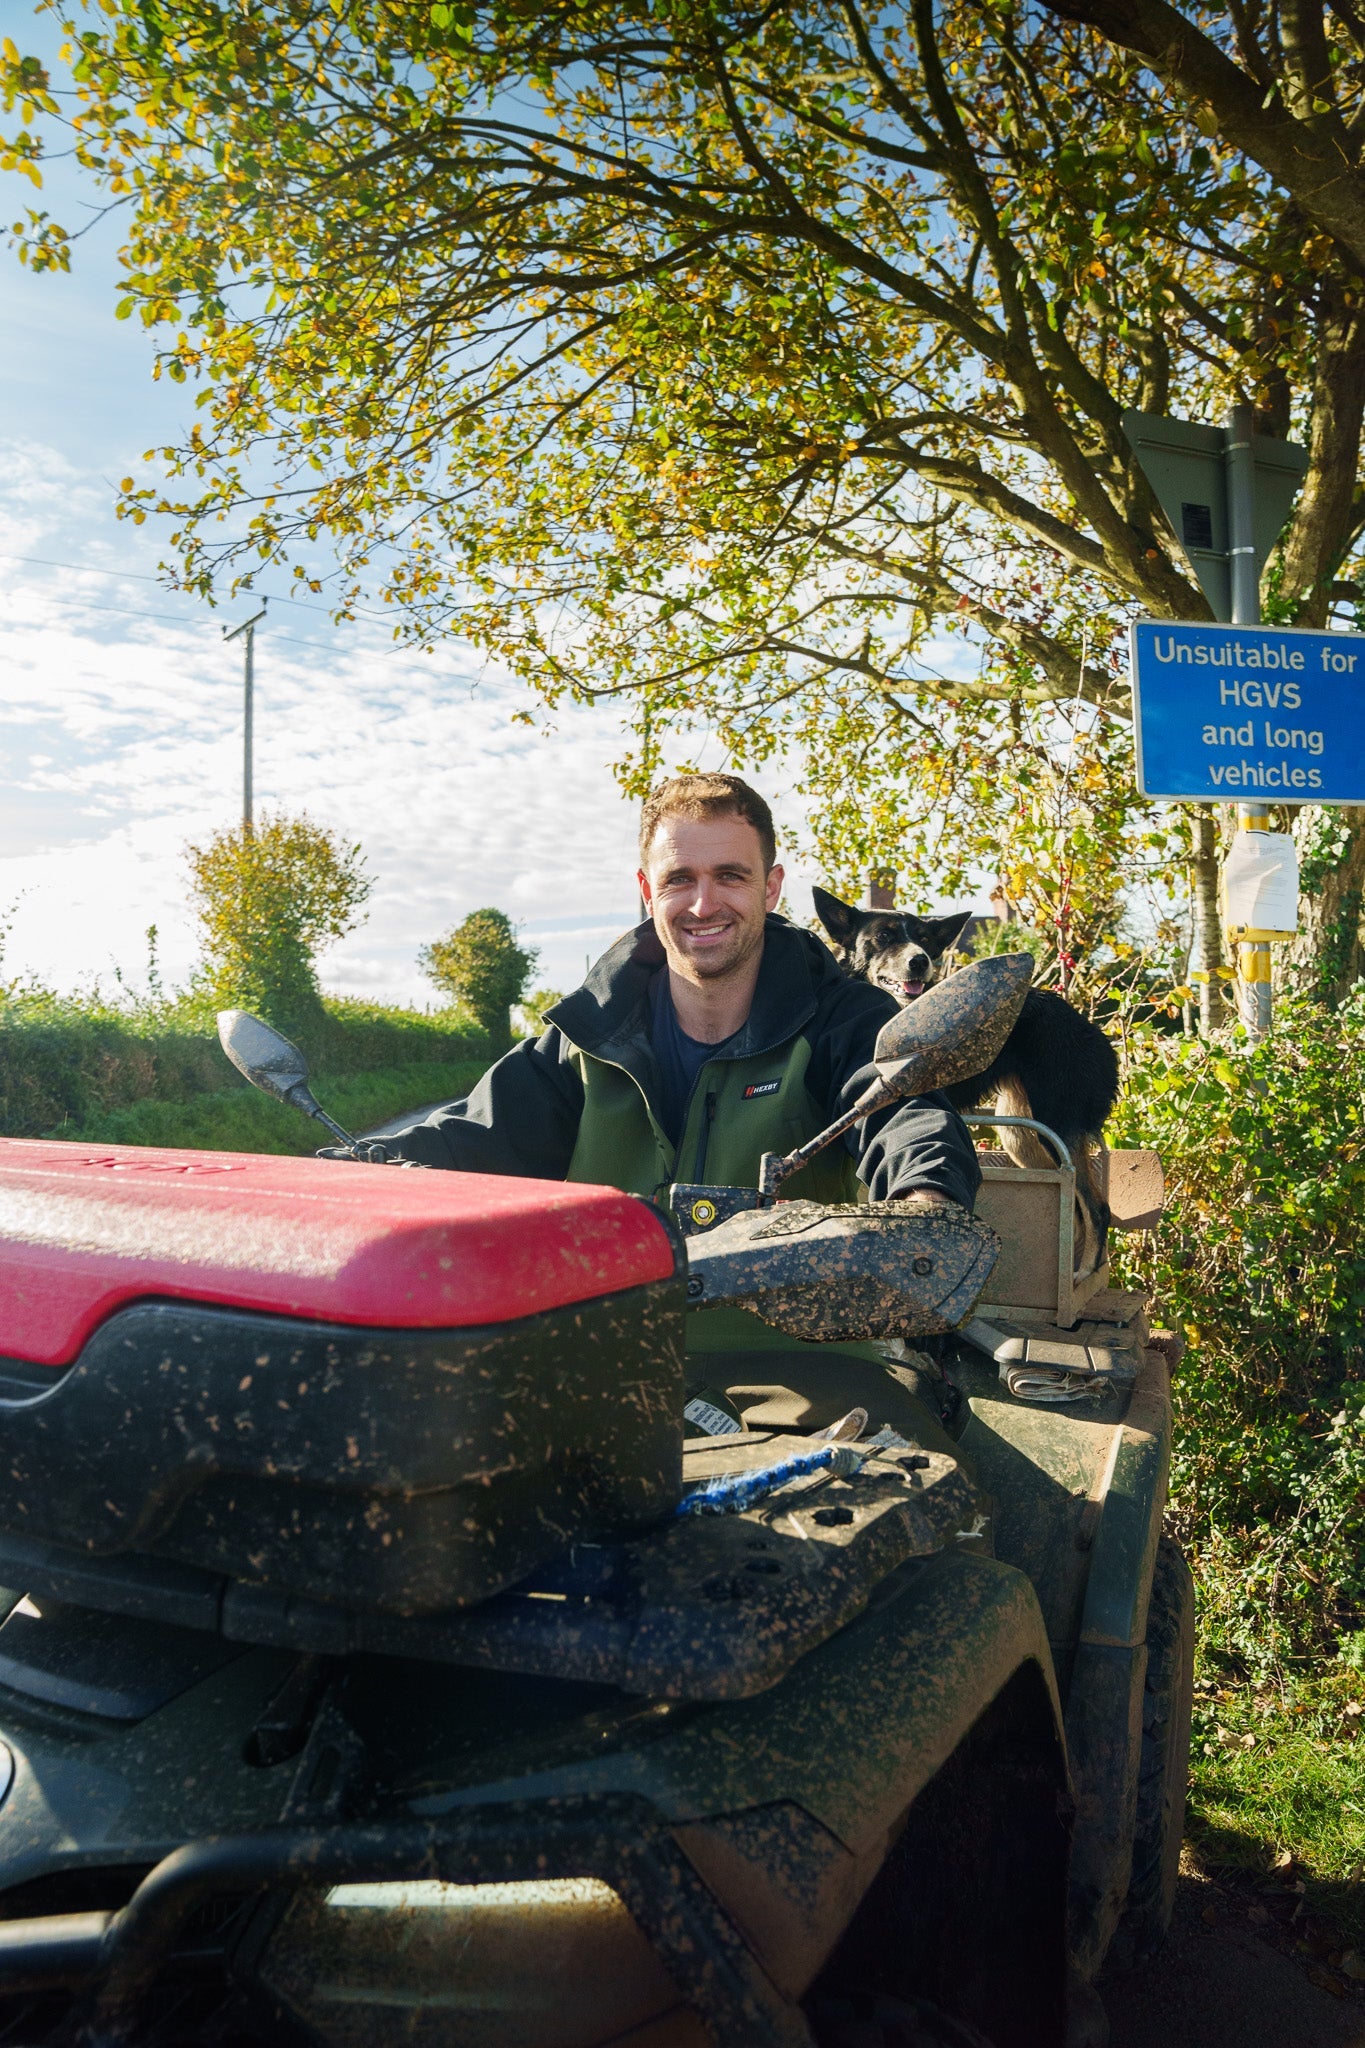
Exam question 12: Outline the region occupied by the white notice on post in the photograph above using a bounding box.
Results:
[1222,832,1300,936]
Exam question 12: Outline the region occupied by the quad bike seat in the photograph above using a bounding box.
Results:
[0,1139,685,1615]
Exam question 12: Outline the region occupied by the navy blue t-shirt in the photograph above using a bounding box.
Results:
[648,972,743,1151]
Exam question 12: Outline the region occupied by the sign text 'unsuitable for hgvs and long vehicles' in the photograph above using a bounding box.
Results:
[1129,620,1365,804]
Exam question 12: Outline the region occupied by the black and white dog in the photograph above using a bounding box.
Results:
[811,888,1119,1274]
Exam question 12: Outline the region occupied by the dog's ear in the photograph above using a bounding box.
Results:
[811,886,860,948]
[910,910,976,960]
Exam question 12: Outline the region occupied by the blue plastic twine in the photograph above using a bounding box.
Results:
[675,1442,863,1517]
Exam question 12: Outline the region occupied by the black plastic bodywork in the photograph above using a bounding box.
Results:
[0,1432,973,1702]
[0,1280,685,1616]
[0,1545,1069,2048]
[0,1165,1177,2045]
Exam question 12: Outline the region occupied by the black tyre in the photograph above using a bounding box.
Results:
[811,1991,995,2048]
[1112,1535,1194,1965]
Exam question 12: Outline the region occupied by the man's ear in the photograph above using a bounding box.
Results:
[637,867,654,915]
[811,886,860,948]
[764,862,785,913]
[912,910,975,959]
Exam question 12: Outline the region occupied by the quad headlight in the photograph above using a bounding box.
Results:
[259,1874,703,2048]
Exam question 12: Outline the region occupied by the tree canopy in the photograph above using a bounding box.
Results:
[187,809,371,1035]
[1046,0,1365,279]
[420,908,537,1047]
[7,0,1365,988]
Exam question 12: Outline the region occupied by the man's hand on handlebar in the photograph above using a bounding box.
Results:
[315,1142,426,1167]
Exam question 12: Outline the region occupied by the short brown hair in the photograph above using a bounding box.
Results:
[639,773,777,870]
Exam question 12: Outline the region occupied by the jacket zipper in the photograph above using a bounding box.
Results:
[693,1089,718,1182]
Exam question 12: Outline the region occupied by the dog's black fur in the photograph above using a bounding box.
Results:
[811,887,1120,1272]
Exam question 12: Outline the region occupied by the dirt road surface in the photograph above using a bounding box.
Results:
[1105,1875,1365,2048]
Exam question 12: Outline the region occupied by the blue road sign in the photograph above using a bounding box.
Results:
[1130,619,1365,803]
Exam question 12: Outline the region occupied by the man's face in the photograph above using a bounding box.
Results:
[639,813,783,984]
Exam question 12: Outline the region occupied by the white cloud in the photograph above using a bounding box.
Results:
[0,444,850,1004]
[0,527,644,1000]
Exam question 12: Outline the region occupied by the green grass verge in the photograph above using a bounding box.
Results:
[45,1058,488,1156]
[1188,1661,1365,1944]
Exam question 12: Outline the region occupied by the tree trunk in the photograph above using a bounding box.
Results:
[1282,805,1365,1003]
[1191,807,1227,1033]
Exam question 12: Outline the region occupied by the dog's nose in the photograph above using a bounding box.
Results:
[896,953,933,998]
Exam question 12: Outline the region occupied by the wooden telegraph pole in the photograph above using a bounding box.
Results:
[223,603,267,833]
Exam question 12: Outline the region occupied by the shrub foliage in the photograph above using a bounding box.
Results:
[0,990,487,1140]
[187,812,371,1038]
[1114,997,1365,1676]
[56,1057,487,1156]
[420,910,537,1051]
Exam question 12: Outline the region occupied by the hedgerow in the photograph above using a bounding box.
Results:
[53,1058,488,1155]
[0,988,487,1140]
[1114,994,1365,1673]
[1113,998,1365,1925]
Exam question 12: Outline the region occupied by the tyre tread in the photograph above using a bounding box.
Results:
[1114,1535,1195,1964]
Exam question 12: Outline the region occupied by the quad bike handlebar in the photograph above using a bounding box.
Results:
[218,951,1034,1336]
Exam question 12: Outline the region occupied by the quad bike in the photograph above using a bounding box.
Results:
[0,955,1191,2048]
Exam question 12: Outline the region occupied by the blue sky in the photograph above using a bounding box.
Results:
[0,19,645,1004]
[0,12,985,1008]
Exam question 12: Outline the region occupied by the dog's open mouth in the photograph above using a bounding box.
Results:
[879,977,926,1000]
[901,980,926,999]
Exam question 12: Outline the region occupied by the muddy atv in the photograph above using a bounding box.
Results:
[0,958,1190,2048]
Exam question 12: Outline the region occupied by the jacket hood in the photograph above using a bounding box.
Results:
[547,915,847,1067]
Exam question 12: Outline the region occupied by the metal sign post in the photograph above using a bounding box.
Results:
[1226,406,1273,1037]
[223,603,267,834]
[1123,408,1311,1038]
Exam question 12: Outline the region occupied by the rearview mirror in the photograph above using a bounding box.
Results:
[871,953,1035,1101]
[217,1010,365,1158]
[757,951,1036,1201]
[217,1009,312,1104]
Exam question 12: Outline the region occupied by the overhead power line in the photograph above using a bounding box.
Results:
[0,549,337,615]
[0,588,482,678]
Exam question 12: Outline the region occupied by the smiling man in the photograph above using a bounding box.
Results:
[382,774,980,1218]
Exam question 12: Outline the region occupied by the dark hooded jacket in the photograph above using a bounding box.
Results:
[382,916,980,1210]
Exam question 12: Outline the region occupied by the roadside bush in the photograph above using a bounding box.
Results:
[0,993,225,1137]
[314,996,487,1071]
[1112,992,1365,1673]
[187,812,371,1041]
[420,909,537,1051]
[1111,1000,1365,1918]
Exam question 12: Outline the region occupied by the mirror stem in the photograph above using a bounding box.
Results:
[759,1079,892,1201]
[283,1083,366,1160]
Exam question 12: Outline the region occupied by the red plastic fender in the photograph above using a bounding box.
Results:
[0,1139,677,1366]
